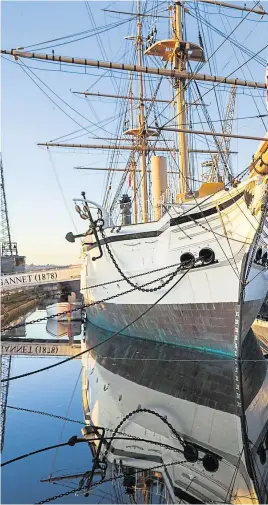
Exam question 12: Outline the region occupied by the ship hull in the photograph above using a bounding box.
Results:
[83,177,268,350]
[82,323,268,503]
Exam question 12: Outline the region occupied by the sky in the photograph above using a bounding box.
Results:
[1,1,268,265]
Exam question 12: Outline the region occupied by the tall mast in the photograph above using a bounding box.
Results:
[129,75,138,224]
[174,2,188,195]
[137,0,148,223]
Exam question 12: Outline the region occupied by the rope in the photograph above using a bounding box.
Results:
[2,435,174,468]
[1,263,194,383]
[36,460,190,504]
[6,405,186,454]
[1,260,187,332]
[1,436,83,467]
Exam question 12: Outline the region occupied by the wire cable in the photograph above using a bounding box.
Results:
[2,435,174,468]
[1,437,85,467]
[1,264,194,382]
[36,460,189,504]
[152,40,268,132]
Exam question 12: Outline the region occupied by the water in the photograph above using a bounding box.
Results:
[2,308,268,504]
[1,309,107,504]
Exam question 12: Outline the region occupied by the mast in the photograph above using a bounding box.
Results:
[136,0,148,223]
[174,2,189,195]
[129,75,138,224]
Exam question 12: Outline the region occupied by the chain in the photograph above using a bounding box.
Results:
[7,404,185,457]
[37,487,80,503]
[2,265,184,332]
[36,460,190,504]
[7,405,184,456]
[100,229,189,292]
[6,405,85,425]
[104,408,183,459]
[27,260,184,299]
[80,259,183,291]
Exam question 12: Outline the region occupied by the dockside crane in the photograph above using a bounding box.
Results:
[1,154,13,452]
[1,356,12,452]
[202,85,237,182]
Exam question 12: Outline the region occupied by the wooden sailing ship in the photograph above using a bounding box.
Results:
[2,1,268,502]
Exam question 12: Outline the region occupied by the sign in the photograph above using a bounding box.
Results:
[1,342,81,357]
[1,265,81,290]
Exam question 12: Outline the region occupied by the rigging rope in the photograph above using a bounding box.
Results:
[152,40,268,133]
[36,460,189,504]
[1,263,194,382]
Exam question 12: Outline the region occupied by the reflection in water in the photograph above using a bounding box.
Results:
[2,309,82,343]
[1,307,267,503]
[46,319,82,344]
[82,323,268,504]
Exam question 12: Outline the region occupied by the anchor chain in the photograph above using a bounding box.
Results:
[100,229,189,292]
[2,264,189,333]
[36,460,190,504]
[103,407,183,460]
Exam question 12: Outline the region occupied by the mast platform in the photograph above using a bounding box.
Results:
[144,40,205,62]
[123,127,159,137]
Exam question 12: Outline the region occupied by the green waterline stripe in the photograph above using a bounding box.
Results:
[172,341,235,357]
[89,317,235,358]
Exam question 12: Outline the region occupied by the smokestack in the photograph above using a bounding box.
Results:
[119,194,132,225]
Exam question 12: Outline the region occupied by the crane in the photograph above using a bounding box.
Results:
[202,85,237,182]
[0,153,16,256]
[1,356,12,452]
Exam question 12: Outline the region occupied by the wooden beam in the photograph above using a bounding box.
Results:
[102,8,169,18]
[38,143,180,151]
[72,91,210,107]
[74,167,203,173]
[74,167,180,173]
[72,91,171,103]
[1,49,265,89]
[150,126,268,142]
[196,0,268,15]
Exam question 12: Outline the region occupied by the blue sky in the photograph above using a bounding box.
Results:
[2,1,268,265]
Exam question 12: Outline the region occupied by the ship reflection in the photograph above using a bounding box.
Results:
[82,323,268,504]
[46,319,82,344]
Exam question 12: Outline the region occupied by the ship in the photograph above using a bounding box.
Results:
[252,292,268,353]
[2,2,268,502]
[78,323,268,504]
[2,2,268,351]
[71,2,268,352]
[39,322,268,503]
